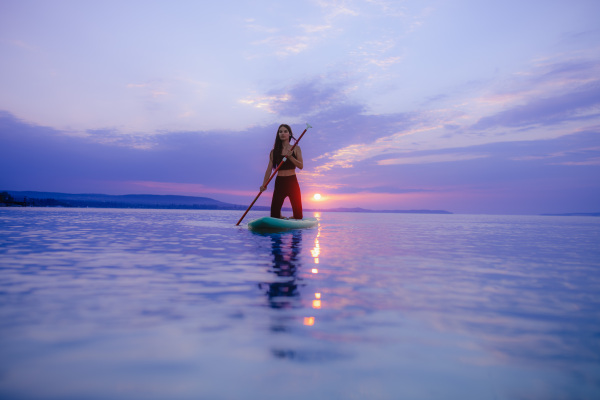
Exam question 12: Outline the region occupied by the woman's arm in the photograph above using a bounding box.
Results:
[285,146,303,169]
[260,151,274,191]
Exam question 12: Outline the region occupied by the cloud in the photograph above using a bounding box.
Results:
[303,53,600,177]
[378,153,489,165]
[312,124,442,172]
[237,55,600,183]
[315,0,359,17]
[511,145,600,162]
[245,0,361,58]
[300,24,333,34]
[251,35,312,56]
[240,76,418,159]
[553,158,600,166]
[267,79,347,117]
[239,94,292,114]
[124,181,256,197]
[0,111,276,200]
[369,56,403,68]
[472,82,600,131]
[245,13,333,58]
[300,120,599,212]
[244,19,280,34]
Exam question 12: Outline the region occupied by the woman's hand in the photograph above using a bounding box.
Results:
[284,146,303,169]
[260,185,267,192]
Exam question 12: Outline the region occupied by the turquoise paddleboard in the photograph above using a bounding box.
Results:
[247,217,318,231]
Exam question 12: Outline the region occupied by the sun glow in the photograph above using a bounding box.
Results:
[313,193,322,201]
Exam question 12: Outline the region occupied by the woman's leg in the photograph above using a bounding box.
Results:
[270,176,285,218]
[288,175,303,220]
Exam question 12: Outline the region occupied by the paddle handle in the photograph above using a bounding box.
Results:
[235,123,312,226]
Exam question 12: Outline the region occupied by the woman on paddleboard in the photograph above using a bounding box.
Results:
[260,124,304,220]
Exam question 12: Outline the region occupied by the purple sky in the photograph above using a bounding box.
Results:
[1,0,599,214]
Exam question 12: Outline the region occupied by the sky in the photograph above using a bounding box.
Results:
[1,0,599,214]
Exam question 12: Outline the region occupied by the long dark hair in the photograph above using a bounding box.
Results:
[272,124,295,169]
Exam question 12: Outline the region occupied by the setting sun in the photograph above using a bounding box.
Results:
[313,193,322,201]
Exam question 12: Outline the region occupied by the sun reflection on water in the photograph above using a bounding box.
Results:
[310,220,321,264]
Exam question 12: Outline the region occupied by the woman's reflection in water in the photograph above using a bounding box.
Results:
[258,230,338,362]
[258,231,303,313]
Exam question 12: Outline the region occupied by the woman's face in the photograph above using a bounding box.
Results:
[278,126,290,141]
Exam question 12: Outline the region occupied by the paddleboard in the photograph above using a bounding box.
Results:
[248,217,318,231]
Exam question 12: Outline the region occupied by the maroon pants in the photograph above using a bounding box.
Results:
[271,175,303,219]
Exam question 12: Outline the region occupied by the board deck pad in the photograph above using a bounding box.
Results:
[247,217,318,231]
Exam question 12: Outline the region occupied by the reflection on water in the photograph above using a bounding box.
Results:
[0,208,599,399]
[257,220,323,317]
[259,231,303,311]
[311,214,321,264]
[256,221,346,363]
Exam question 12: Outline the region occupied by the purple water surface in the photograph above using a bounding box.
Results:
[1,208,599,399]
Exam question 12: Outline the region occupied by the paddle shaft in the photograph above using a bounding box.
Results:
[235,124,311,226]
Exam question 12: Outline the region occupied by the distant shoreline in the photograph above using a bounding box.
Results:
[1,190,453,215]
[539,212,600,217]
[3,190,599,216]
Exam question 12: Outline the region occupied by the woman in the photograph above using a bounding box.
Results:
[260,124,304,219]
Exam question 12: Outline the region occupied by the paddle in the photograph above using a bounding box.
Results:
[236,123,313,226]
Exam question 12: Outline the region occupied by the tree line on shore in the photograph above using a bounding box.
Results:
[1,192,68,207]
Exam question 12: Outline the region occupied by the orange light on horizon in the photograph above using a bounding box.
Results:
[310,191,438,210]
[313,193,322,201]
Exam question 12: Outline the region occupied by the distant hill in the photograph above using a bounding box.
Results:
[2,190,452,214]
[4,191,248,210]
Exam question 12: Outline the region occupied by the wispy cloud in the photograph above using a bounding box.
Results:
[379,153,488,165]
[251,35,312,56]
[306,51,600,175]
[239,93,291,114]
[472,83,600,131]
[553,158,600,166]
[315,0,360,17]
[244,18,280,34]
[369,56,403,68]
[350,38,404,71]
[312,124,444,172]
[245,0,360,58]
[240,77,352,118]
[300,24,333,34]
[125,181,256,197]
[511,144,600,166]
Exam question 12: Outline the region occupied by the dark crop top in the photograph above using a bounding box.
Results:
[273,149,297,170]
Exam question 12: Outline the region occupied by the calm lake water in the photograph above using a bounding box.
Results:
[0,208,599,400]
